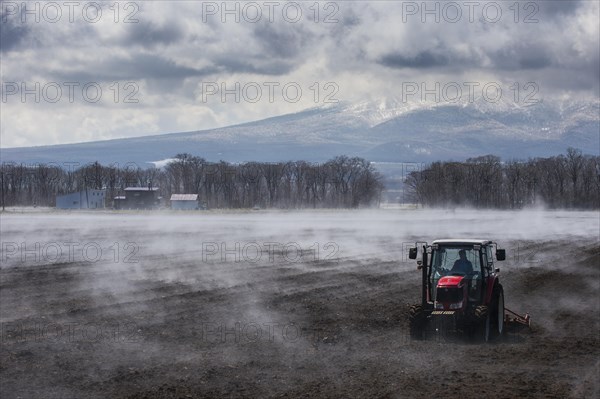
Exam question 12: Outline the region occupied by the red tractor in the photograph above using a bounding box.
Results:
[408,239,530,342]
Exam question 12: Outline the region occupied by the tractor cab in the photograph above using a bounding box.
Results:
[429,240,499,311]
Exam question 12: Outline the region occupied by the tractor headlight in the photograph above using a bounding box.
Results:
[435,301,443,310]
[449,301,463,310]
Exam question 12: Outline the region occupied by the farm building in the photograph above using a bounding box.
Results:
[113,196,127,210]
[56,189,105,209]
[113,187,160,209]
[170,194,199,210]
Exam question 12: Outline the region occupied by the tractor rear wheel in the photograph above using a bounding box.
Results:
[409,304,425,340]
[491,285,505,340]
[476,284,505,342]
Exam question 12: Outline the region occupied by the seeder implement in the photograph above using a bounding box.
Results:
[504,307,531,328]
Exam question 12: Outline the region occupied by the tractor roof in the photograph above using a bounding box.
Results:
[432,239,492,246]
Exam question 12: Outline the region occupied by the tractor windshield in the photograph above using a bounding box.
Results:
[430,246,482,302]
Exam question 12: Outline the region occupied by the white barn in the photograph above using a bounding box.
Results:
[56,189,105,209]
[170,194,199,210]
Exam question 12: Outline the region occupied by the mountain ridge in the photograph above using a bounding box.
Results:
[1,98,598,167]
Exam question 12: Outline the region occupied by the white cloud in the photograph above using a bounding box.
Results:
[1,0,598,148]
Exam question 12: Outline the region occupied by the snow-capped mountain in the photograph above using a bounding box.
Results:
[1,98,598,167]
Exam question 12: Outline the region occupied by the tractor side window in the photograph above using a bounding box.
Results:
[468,249,481,273]
[430,249,447,302]
[468,251,483,301]
[486,246,494,267]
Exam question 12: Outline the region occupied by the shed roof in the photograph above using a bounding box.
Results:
[124,187,159,192]
[170,194,198,201]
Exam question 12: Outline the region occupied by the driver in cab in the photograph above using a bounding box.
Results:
[451,249,473,274]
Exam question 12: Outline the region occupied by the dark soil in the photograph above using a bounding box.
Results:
[1,226,598,398]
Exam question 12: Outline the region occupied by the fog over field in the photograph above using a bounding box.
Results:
[2,208,598,265]
[0,209,598,398]
[0,209,597,295]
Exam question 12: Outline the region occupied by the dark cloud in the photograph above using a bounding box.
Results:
[50,54,218,82]
[123,22,184,48]
[339,8,361,27]
[379,50,450,69]
[0,17,29,53]
[379,42,555,72]
[519,55,552,70]
[537,0,583,16]
[41,50,292,86]
[253,23,304,59]
[127,54,210,79]
[492,44,553,70]
[214,56,294,76]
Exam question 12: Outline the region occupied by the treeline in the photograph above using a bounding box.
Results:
[405,148,600,209]
[0,155,384,209]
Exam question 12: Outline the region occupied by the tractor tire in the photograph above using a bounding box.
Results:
[409,304,426,340]
[491,285,505,340]
[474,305,491,342]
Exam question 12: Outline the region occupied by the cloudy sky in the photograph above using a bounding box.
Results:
[1,0,598,148]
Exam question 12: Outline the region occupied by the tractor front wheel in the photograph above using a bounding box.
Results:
[409,304,426,340]
[475,305,490,342]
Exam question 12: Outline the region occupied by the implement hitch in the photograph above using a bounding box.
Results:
[504,307,531,328]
